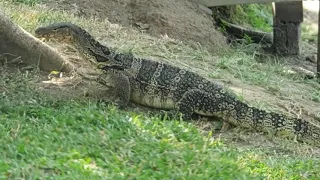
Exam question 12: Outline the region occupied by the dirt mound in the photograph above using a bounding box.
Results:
[42,0,227,51]
[129,0,227,50]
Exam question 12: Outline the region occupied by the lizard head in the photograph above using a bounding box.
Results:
[35,22,76,43]
[35,22,112,63]
[35,22,132,69]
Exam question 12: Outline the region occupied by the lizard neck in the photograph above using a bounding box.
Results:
[67,24,134,69]
[58,24,112,64]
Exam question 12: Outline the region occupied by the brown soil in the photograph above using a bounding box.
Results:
[41,0,227,52]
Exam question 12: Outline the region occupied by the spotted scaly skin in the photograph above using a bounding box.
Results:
[35,22,320,147]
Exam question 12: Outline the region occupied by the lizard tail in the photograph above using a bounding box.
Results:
[178,88,320,146]
[221,96,320,146]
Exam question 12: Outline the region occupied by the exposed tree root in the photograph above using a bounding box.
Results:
[0,10,74,72]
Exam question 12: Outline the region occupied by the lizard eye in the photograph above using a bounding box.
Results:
[97,63,107,69]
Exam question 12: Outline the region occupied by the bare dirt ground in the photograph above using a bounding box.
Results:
[40,0,227,52]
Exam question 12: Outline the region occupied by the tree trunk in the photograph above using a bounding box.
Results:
[0,10,74,72]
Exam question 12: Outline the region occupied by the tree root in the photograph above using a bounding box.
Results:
[0,10,74,72]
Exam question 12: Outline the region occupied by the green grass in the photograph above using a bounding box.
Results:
[8,0,41,6]
[1,68,320,179]
[1,0,320,179]
[216,3,273,32]
[238,4,273,32]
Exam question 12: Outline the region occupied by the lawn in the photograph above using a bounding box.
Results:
[1,0,320,179]
[1,68,319,179]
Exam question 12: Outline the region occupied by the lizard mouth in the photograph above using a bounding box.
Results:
[98,64,125,71]
[35,25,74,42]
[35,31,74,43]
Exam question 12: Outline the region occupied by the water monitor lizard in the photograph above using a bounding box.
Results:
[35,22,320,147]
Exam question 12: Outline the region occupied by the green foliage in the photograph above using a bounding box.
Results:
[240,4,273,32]
[217,24,227,34]
[217,3,273,32]
[311,89,320,102]
[243,34,253,44]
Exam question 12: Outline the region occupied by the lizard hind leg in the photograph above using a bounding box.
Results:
[177,89,222,121]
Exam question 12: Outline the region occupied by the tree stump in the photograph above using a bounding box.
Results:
[273,2,303,56]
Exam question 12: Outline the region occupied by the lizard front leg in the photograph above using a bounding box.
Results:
[97,69,131,108]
